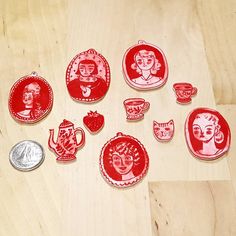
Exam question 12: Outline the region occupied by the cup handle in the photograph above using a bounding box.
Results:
[142,102,150,111]
[191,87,198,96]
[75,127,85,147]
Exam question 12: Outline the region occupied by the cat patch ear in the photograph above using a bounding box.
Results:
[153,121,158,127]
[168,120,174,125]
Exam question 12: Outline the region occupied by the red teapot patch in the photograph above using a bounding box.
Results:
[48,119,85,162]
[100,132,149,188]
[66,49,110,103]
[185,108,231,161]
[122,40,168,90]
[8,72,53,124]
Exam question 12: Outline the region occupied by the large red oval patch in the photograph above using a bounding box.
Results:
[100,132,149,188]
[8,72,53,124]
[185,108,231,161]
[122,40,168,90]
[66,49,110,103]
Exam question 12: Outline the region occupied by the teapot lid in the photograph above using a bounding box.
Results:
[59,119,74,128]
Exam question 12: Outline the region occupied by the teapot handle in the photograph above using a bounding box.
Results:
[74,127,85,147]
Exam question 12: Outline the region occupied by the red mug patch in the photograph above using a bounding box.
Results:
[48,119,85,162]
[153,119,175,142]
[124,98,150,121]
[185,108,231,161]
[122,40,168,90]
[66,49,110,103]
[83,111,104,133]
[100,132,149,188]
[8,72,53,124]
[173,82,197,104]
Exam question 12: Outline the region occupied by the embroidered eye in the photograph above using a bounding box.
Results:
[112,155,120,162]
[137,59,142,65]
[124,157,133,165]
[165,127,170,131]
[125,156,132,161]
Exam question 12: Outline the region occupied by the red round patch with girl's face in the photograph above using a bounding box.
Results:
[66,49,110,103]
[8,72,53,124]
[100,132,149,188]
[122,40,168,90]
[185,108,231,161]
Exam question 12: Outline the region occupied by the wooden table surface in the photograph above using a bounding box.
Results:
[0,0,235,235]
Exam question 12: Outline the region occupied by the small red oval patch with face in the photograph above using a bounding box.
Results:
[100,132,149,188]
[185,108,231,161]
[122,40,168,90]
[66,49,110,103]
[8,72,53,124]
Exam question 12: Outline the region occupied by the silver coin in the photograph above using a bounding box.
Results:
[9,140,44,171]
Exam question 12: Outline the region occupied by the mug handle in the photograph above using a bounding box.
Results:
[75,127,85,147]
[142,102,150,111]
[191,87,198,96]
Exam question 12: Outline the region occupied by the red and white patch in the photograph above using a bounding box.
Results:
[153,119,175,142]
[122,40,168,90]
[185,108,231,161]
[48,119,85,162]
[173,82,197,104]
[100,132,149,188]
[123,98,150,121]
[83,111,104,133]
[66,49,110,103]
[8,72,53,124]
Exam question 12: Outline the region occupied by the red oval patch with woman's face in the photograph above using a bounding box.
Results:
[8,72,53,124]
[100,132,149,188]
[185,108,231,161]
[66,49,110,103]
[122,40,168,90]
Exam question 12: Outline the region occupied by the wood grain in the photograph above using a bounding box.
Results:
[149,181,236,236]
[197,0,236,104]
[217,105,236,195]
[0,0,234,235]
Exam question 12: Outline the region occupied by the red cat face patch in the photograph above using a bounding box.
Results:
[122,40,168,90]
[8,72,53,124]
[185,108,231,161]
[66,49,110,103]
[153,120,174,142]
[100,132,149,188]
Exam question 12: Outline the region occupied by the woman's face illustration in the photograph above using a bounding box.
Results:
[112,153,134,175]
[192,117,217,142]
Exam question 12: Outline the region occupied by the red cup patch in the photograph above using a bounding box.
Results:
[185,108,231,161]
[122,40,168,90]
[8,72,53,124]
[66,49,110,103]
[100,132,149,188]
[124,98,150,121]
[173,82,197,104]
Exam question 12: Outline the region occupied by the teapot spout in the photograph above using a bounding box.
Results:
[48,129,57,152]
